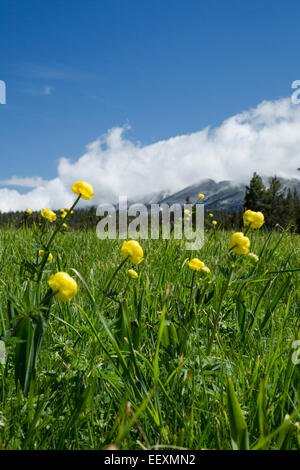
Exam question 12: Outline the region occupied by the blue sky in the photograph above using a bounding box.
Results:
[0,0,300,211]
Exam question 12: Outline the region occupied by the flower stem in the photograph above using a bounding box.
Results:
[243,225,251,236]
[99,257,128,312]
[45,194,81,251]
[216,246,235,267]
[186,271,196,317]
[36,194,81,284]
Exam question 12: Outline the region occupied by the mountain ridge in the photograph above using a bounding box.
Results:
[137,176,300,211]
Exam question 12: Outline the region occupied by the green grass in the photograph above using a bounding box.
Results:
[0,225,299,450]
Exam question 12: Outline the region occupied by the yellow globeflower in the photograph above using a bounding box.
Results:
[72,181,94,200]
[39,250,53,262]
[209,213,213,217]
[61,211,67,219]
[243,210,264,229]
[121,240,144,264]
[48,272,78,301]
[188,258,205,271]
[198,193,205,199]
[41,208,57,223]
[251,211,264,229]
[229,232,250,255]
[26,209,32,215]
[212,220,217,225]
[243,209,253,226]
[127,269,139,279]
[62,223,67,228]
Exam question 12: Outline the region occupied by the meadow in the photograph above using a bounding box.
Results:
[0,211,299,450]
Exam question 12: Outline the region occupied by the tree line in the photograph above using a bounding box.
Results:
[244,172,300,229]
[212,173,300,231]
[0,172,299,231]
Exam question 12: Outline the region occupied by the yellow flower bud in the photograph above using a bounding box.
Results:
[229,232,250,255]
[121,240,144,264]
[62,223,67,228]
[39,250,53,262]
[127,269,138,279]
[243,209,253,226]
[212,220,217,225]
[247,252,259,263]
[198,193,205,199]
[243,210,264,229]
[72,181,94,200]
[188,258,205,271]
[209,213,213,217]
[201,266,211,275]
[48,272,78,301]
[251,212,264,229]
[41,208,57,223]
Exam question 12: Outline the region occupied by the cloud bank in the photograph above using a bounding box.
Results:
[1,97,300,212]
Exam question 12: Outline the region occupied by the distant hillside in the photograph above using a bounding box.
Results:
[155,177,300,211]
[158,179,245,210]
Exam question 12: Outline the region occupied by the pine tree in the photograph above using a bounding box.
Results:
[244,172,266,211]
[293,188,300,231]
[283,188,295,227]
[262,176,284,227]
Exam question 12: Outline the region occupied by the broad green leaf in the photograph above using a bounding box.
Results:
[226,376,249,450]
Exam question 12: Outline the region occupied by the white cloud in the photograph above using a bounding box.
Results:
[1,97,300,213]
[0,176,47,188]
